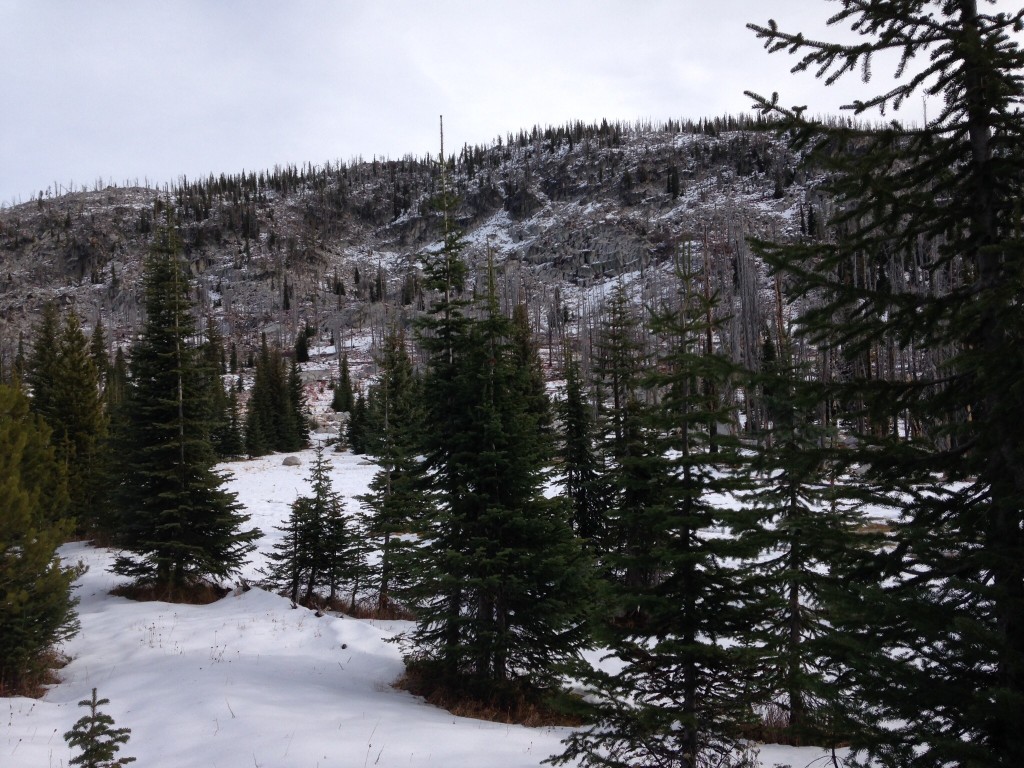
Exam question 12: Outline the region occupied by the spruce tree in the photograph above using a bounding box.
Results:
[54,310,109,533]
[358,325,423,614]
[748,3,1024,766]
[262,445,363,607]
[556,254,755,768]
[331,352,354,413]
[406,249,592,705]
[63,688,135,767]
[0,383,79,693]
[111,228,259,593]
[25,301,61,426]
[556,345,604,544]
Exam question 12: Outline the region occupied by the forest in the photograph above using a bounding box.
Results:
[2,3,1023,768]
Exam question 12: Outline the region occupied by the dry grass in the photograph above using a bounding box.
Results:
[394,664,585,728]
[0,650,69,698]
[111,581,230,605]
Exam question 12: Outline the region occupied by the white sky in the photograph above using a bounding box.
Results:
[0,1,1006,206]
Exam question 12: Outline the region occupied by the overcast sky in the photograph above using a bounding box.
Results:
[0,1,975,207]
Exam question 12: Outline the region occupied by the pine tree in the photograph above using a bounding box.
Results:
[245,340,307,456]
[54,310,109,533]
[358,325,423,614]
[0,383,79,693]
[331,353,354,413]
[262,445,363,607]
[405,249,592,705]
[748,3,1024,766]
[557,253,756,768]
[736,345,866,746]
[556,345,604,544]
[89,320,110,390]
[63,688,135,767]
[25,301,62,426]
[111,228,259,593]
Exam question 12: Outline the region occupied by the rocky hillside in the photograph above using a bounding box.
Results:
[0,116,820,368]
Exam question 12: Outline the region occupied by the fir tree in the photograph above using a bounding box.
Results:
[557,254,756,768]
[749,3,1024,766]
[111,228,259,593]
[63,688,135,767]
[245,340,307,456]
[331,352,354,413]
[26,301,62,426]
[406,249,592,704]
[53,310,108,533]
[557,345,603,544]
[0,383,79,693]
[262,445,363,607]
[357,325,423,614]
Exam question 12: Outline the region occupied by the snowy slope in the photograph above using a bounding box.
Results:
[3,447,842,768]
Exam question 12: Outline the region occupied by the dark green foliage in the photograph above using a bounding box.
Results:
[262,445,365,607]
[0,383,80,693]
[110,229,259,591]
[244,338,308,456]
[405,245,592,701]
[294,329,309,363]
[749,3,1024,766]
[25,304,108,533]
[737,353,866,745]
[346,390,368,453]
[64,688,135,767]
[331,353,354,413]
[556,345,603,544]
[357,326,423,614]
[25,301,62,424]
[54,311,108,533]
[557,257,755,768]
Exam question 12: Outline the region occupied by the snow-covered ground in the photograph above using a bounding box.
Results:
[3,446,844,768]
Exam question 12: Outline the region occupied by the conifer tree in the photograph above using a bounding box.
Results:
[26,301,62,425]
[358,325,423,614]
[557,254,756,768]
[331,352,354,413]
[63,688,135,767]
[748,3,1024,766]
[89,320,110,391]
[406,247,592,704]
[262,445,363,607]
[53,310,108,533]
[557,345,603,544]
[0,383,79,693]
[244,339,307,456]
[737,346,866,746]
[111,228,259,593]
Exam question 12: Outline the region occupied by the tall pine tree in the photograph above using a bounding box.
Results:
[111,227,258,594]
[749,3,1024,765]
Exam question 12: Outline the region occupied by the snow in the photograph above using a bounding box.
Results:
[4,445,843,768]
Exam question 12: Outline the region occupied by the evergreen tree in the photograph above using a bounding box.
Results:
[331,353,354,412]
[590,280,663,591]
[111,228,259,593]
[294,328,309,363]
[25,301,62,426]
[556,345,604,544]
[53,310,108,533]
[749,3,1024,766]
[0,383,79,693]
[63,688,135,768]
[406,249,592,705]
[244,339,307,456]
[89,320,110,391]
[737,345,866,746]
[262,445,363,607]
[358,325,423,614]
[557,254,756,768]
